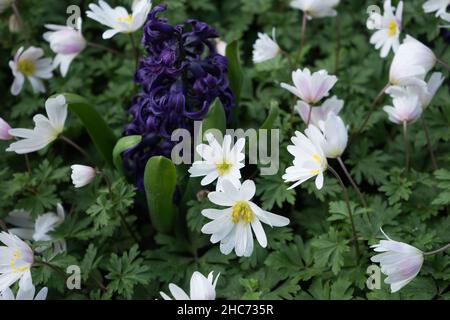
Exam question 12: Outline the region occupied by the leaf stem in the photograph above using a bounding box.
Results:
[295,12,308,64]
[328,165,360,259]
[60,135,91,162]
[436,57,450,72]
[129,34,140,69]
[403,121,410,175]
[86,42,126,58]
[424,242,450,256]
[420,117,438,170]
[337,157,369,212]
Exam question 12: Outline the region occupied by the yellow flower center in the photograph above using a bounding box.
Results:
[216,161,232,176]
[312,154,321,164]
[17,58,35,76]
[231,201,254,224]
[10,249,30,273]
[310,169,321,175]
[387,20,397,37]
[116,15,133,24]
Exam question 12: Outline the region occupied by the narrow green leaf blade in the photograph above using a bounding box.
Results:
[225,40,244,104]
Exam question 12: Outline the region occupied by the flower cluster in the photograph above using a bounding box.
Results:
[123,4,234,189]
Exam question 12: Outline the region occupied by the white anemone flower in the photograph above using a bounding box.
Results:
[389,35,436,88]
[0,276,47,300]
[9,46,53,96]
[43,18,86,77]
[296,95,344,126]
[86,0,152,39]
[289,0,340,19]
[283,130,328,190]
[305,113,348,159]
[252,28,280,64]
[371,229,424,293]
[0,232,34,292]
[6,204,66,253]
[188,133,245,190]
[71,165,97,188]
[383,92,423,124]
[0,117,12,140]
[215,39,227,56]
[160,271,219,300]
[6,95,67,154]
[281,68,338,104]
[202,180,290,257]
[423,0,450,18]
[368,0,403,58]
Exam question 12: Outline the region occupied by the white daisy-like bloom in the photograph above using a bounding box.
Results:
[0,0,12,13]
[441,12,450,22]
[368,0,403,58]
[188,133,245,190]
[389,35,436,88]
[423,0,450,18]
[71,165,97,188]
[383,92,423,124]
[281,68,338,104]
[43,18,86,77]
[305,113,348,159]
[289,0,340,19]
[215,39,227,56]
[296,95,344,126]
[202,180,290,257]
[386,72,445,109]
[86,0,152,39]
[252,28,280,64]
[0,117,12,141]
[6,95,67,154]
[371,229,424,293]
[160,271,219,300]
[6,204,67,253]
[8,46,53,96]
[0,232,34,292]
[0,276,47,300]
[283,130,328,190]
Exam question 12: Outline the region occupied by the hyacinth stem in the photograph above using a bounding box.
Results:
[295,12,308,64]
[403,121,410,175]
[350,83,390,145]
[337,157,369,211]
[436,57,450,72]
[102,173,139,244]
[129,34,140,68]
[328,165,360,259]
[86,42,126,57]
[60,135,91,161]
[421,117,438,170]
[424,243,450,256]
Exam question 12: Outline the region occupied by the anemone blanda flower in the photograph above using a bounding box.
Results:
[423,0,450,18]
[389,35,437,88]
[281,68,338,105]
[0,232,34,292]
[201,180,290,257]
[383,91,423,124]
[123,4,234,190]
[43,18,86,77]
[289,0,340,19]
[9,46,53,96]
[0,117,12,141]
[0,276,47,300]
[305,113,348,159]
[283,130,328,190]
[160,271,219,300]
[189,134,245,190]
[70,165,97,188]
[215,39,227,56]
[368,0,403,58]
[371,229,424,293]
[386,72,445,109]
[296,95,344,127]
[6,95,67,154]
[86,0,152,39]
[252,28,280,64]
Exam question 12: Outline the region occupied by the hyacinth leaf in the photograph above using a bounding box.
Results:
[226,40,244,104]
[260,100,280,131]
[112,135,142,173]
[144,156,177,234]
[62,93,117,167]
[202,97,226,137]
